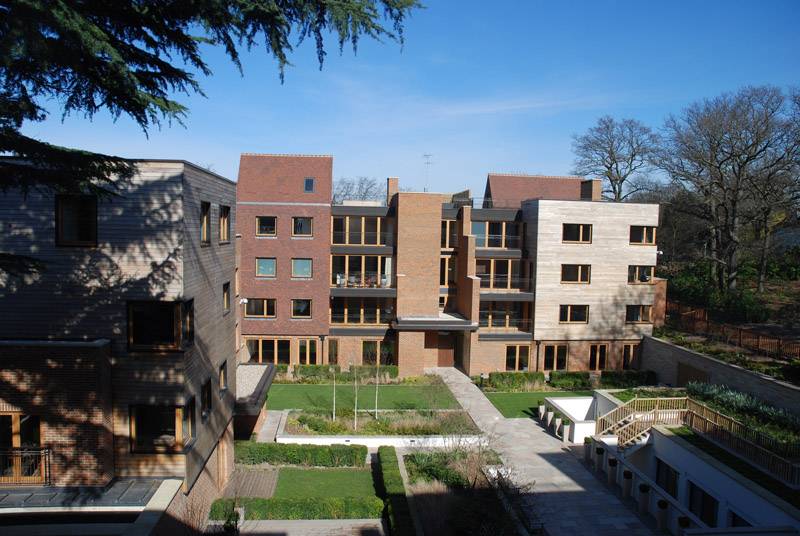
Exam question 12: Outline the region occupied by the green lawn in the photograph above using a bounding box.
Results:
[486,390,593,418]
[274,468,378,499]
[266,384,459,411]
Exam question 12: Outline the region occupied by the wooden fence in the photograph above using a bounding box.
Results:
[666,301,800,361]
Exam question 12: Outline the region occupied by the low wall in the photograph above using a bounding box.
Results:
[640,336,800,414]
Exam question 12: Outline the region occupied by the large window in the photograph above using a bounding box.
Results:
[331,216,387,245]
[628,265,655,284]
[245,298,276,318]
[622,343,639,370]
[130,406,181,452]
[292,217,313,237]
[630,225,657,245]
[245,338,290,364]
[559,304,589,323]
[218,205,230,242]
[562,223,592,243]
[0,414,43,481]
[56,194,97,246]
[440,220,458,248]
[256,216,277,236]
[543,344,568,371]
[128,301,191,351]
[299,339,317,364]
[471,221,521,248]
[200,201,210,245]
[655,458,679,498]
[292,299,312,318]
[505,345,530,371]
[561,264,591,284]
[331,255,392,287]
[292,258,313,278]
[589,344,607,370]
[361,340,396,365]
[625,305,652,324]
[255,257,276,277]
[328,339,339,365]
[475,258,526,289]
[688,481,718,527]
[330,297,394,324]
[479,301,529,330]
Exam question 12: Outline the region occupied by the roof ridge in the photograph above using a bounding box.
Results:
[488,172,586,180]
[240,153,333,158]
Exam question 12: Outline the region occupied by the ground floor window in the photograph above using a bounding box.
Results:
[328,339,339,365]
[543,344,567,371]
[299,339,318,364]
[622,343,639,370]
[589,344,607,370]
[688,481,718,527]
[362,340,396,366]
[0,414,43,482]
[505,345,530,371]
[245,337,291,365]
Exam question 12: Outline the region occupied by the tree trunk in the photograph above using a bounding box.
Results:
[757,214,771,293]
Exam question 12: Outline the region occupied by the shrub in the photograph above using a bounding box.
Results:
[234,441,367,467]
[294,364,340,380]
[377,446,415,536]
[405,451,468,488]
[275,364,289,374]
[711,289,770,323]
[599,370,657,389]
[352,365,399,379]
[481,371,545,392]
[549,371,591,390]
[210,497,384,520]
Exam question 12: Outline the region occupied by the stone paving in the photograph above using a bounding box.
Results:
[233,519,385,535]
[430,367,655,536]
[256,410,283,442]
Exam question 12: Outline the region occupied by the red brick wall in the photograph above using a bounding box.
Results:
[0,341,114,486]
[237,155,332,339]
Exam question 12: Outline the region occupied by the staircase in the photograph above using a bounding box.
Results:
[595,397,689,450]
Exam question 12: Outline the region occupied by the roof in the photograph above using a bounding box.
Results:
[484,173,587,208]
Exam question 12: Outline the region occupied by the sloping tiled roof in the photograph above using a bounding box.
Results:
[484,173,586,207]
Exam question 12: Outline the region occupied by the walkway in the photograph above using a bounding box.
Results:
[430,367,655,536]
[233,519,384,535]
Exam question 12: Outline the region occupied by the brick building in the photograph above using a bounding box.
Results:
[236,154,665,378]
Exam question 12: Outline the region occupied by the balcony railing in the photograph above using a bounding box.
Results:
[332,272,394,288]
[0,448,51,485]
[478,317,532,332]
[332,231,392,246]
[475,234,522,249]
[478,275,529,290]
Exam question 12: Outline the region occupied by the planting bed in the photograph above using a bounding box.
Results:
[284,410,480,436]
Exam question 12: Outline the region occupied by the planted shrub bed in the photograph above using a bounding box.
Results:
[549,371,591,390]
[377,446,415,536]
[235,441,367,467]
[285,410,479,436]
[476,371,545,392]
[274,364,402,384]
[598,370,657,388]
[209,496,384,520]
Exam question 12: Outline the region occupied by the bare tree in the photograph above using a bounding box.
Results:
[656,86,800,292]
[572,116,660,201]
[332,177,386,204]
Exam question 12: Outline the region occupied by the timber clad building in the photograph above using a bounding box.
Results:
[237,154,665,378]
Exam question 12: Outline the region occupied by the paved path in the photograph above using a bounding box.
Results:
[256,410,283,442]
[232,519,385,535]
[430,367,655,536]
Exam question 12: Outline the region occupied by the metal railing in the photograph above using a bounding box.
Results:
[477,275,529,290]
[0,448,51,485]
[478,317,532,331]
[332,231,392,246]
[332,272,393,288]
[475,234,522,249]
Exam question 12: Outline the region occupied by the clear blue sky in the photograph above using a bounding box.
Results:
[23,0,799,195]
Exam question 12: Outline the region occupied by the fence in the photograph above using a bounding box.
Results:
[666,301,800,361]
[0,448,51,485]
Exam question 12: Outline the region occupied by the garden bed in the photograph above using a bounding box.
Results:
[266,382,459,411]
[284,410,480,436]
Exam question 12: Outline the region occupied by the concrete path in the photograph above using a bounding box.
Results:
[256,410,283,442]
[430,367,655,536]
[233,518,385,535]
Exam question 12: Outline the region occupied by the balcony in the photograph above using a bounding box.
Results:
[332,271,393,288]
[478,274,529,291]
[0,448,51,485]
[478,317,532,332]
[332,231,392,247]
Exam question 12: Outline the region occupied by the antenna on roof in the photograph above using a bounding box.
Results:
[423,153,433,192]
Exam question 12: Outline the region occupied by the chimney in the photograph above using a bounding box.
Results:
[581,179,602,201]
[386,177,399,205]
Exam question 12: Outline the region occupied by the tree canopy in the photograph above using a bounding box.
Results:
[0,0,419,194]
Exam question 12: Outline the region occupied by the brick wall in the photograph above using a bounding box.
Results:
[0,341,114,486]
[640,336,800,414]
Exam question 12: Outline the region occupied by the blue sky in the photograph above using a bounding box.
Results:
[23,0,800,195]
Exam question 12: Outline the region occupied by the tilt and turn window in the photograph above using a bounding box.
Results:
[56,194,97,246]
[128,301,193,351]
[559,304,589,323]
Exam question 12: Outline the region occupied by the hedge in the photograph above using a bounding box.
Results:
[209,497,384,520]
[234,441,367,467]
[599,370,656,388]
[482,371,545,391]
[294,364,340,380]
[549,371,591,390]
[377,446,415,536]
